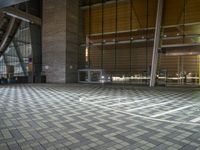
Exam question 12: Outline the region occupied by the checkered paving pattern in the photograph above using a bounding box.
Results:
[0,84,200,150]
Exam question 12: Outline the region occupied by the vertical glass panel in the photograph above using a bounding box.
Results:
[0,21,32,78]
[91,6,102,35]
[104,3,116,33]
[90,45,102,69]
[185,0,200,23]
[116,43,131,75]
[103,45,115,74]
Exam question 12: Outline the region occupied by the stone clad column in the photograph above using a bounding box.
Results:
[42,0,79,83]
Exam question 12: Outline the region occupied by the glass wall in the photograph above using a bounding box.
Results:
[158,0,200,85]
[0,21,32,78]
[79,0,200,85]
[80,0,155,85]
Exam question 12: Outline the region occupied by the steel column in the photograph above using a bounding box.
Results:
[199,55,200,85]
[2,7,41,25]
[30,24,42,83]
[150,0,164,87]
[0,17,15,53]
[13,39,27,76]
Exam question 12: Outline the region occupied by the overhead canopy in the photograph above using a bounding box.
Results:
[0,0,29,8]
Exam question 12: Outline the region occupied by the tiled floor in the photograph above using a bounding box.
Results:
[0,84,200,150]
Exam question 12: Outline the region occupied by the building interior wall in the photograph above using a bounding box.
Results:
[79,0,200,85]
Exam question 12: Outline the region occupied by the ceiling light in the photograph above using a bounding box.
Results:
[3,12,30,23]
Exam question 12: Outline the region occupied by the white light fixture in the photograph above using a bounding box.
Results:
[3,11,30,23]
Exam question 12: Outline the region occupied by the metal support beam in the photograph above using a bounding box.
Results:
[81,34,200,47]
[150,0,164,87]
[3,54,8,65]
[0,17,15,53]
[198,55,200,85]
[1,7,41,25]
[88,21,200,37]
[162,43,200,49]
[13,39,27,76]
[81,0,126,9]
[30,24,42,83]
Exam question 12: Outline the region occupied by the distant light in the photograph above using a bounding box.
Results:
[164,35,167,38]
[101,76,105,79]
[176,33,180,36]
[45,65,49,70]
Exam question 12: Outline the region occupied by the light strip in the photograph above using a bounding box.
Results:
[3,12,30,23]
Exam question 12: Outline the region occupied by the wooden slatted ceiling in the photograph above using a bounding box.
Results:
[163,0,200,25]
[83,0,200,34]
[185,0,200,23]
[163,0,184,25]
[84,0,156,34]
[131,0,157,28]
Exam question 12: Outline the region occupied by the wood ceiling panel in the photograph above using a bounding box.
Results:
[163,0,184,25]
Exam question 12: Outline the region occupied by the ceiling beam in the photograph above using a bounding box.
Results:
[80,34,200,47]
[162,43,200,49]
[81,0,127,9]
[0,17,15,53]
[88,21,200,37]
[1,7,41,25]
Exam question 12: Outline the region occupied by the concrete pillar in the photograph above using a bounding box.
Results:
[42,0,79,83]
[66,0,79,83]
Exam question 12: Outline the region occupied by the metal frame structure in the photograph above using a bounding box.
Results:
[0,17,15,53]
[150,0,164,87]
[1,7,41,25]
[13,39,27,76]
[78,69,103,83]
